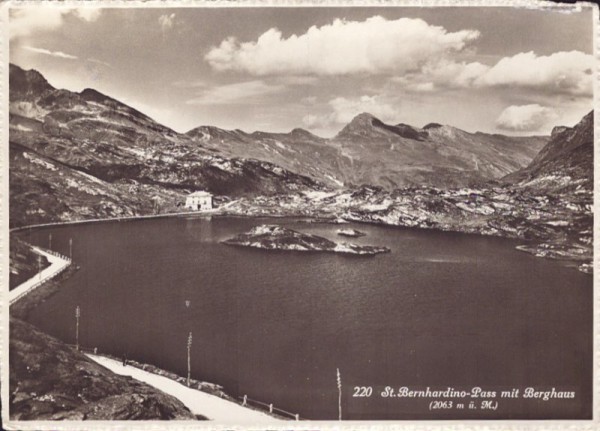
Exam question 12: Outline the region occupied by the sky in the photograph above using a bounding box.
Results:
[9,5,595,137]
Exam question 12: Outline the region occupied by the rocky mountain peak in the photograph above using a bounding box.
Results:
[9,63,55,98]
[422,123,465,139]
[79,88,115,104]
[288,128,325,142]
[187,125,243,142]
[503,110,593,191]
[79,88,110,102]
[551,125,569,137]
[348,112,378,127]
[335,112,384,138]
[290,127,314,137]
[578,110,594,129]
[336,113,469,143]
[353,112,378,121]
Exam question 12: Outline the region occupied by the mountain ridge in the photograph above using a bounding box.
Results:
[503,110,593,192]
[8,62,577,229]
[8,63,324,226]
[11,63,552,190]
[185,109,549,190]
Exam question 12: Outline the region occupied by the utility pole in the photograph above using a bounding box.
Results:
[75,306,81,351]
[69,238,73,260]
[337,368,342,421]
[49,233,52,250]
[187,332,193,387]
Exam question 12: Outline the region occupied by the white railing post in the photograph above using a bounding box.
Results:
[75,306,80,351]
[187,332,192,387]
[337,368,342,421]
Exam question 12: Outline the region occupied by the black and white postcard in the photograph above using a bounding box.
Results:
[1,0,597,429]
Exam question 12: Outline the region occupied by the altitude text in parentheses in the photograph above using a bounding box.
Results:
[480,400,499,410]
[428,400,454,410]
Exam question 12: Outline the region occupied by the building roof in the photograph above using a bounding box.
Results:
[188,191,212,197]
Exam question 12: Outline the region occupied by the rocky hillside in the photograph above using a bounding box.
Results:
[187,112,548,190]
[9,64,323,227]
[220,180,592,273]
[10,63,552,228]
[9,317,196,420]
[504,111,593,193]
[216,110,593,272]
[330,113,547,188]
[186,126,346,188]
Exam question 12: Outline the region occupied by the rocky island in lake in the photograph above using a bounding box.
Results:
[223,225,389,255]
[337,228,366,238]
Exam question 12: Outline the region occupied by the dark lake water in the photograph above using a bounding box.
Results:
[18,216,592,420]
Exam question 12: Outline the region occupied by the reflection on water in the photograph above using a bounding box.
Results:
[19,216,592,420]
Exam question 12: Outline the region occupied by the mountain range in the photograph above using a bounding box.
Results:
[187,111,548,189]
[12,61,547,198]
[8,64,590,231]
[9,64,322,226]
[218,109,593,273]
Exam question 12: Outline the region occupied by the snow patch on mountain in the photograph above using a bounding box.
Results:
[325,174,344,187]
[10,124,33,132]
[76,170,108,185]
[522,174,572,188]
[10,101,49,120]
[65,178,101,196]
[121,146,152,160]
[23,152,57,171]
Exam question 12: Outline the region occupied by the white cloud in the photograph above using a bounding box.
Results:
[422,59,489,89]
[495,104,558,132]
[330,96,400,124]
[23,45,78,60]
[185,80,284,105]
[413,82,435,92]
[303,95,400,128]
[158,13,176,33]
[206,16,479,76]
[476,51,593,96]
[10,7,102,40]
[389,50,592,97]
[301,114,322,128]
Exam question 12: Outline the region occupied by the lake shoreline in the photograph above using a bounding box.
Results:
[10,206,591,274]
[9,246,71,300]
[8,233,290,422]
